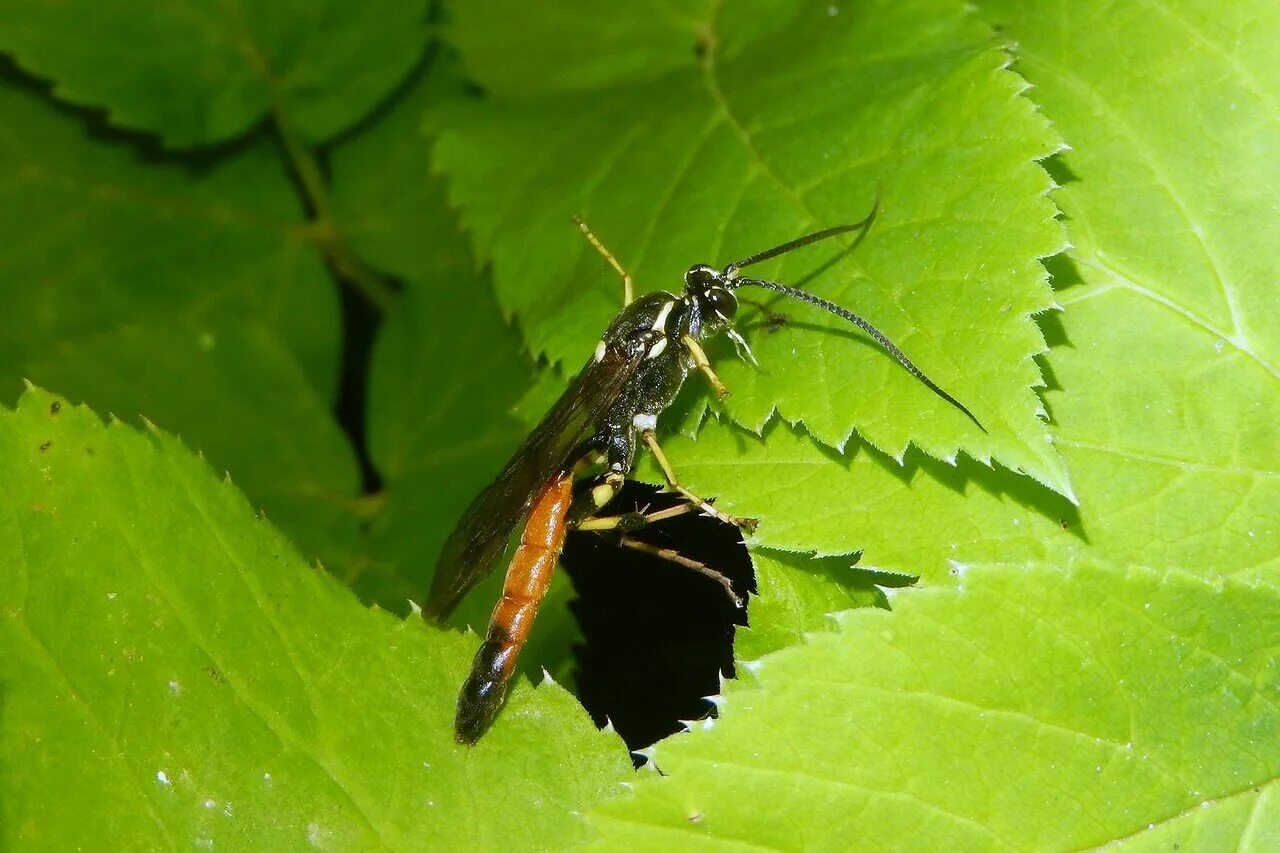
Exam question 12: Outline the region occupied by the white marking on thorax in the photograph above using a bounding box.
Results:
[594,339,607,362]
[651,299,675,331]
[633,413,657,431]
[646,337,668,359]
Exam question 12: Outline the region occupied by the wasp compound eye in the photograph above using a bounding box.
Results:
[705,286,738,322]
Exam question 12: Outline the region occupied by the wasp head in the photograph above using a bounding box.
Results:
[685,263,755,364]
[684,264,738,329]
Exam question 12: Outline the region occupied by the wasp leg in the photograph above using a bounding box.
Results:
[574,499,702,532]
[641,430,758,533]
[615,536,743,608]
[680,335,729,399]
[572,500,743,608]
[569,470,624,519]
[573,215,634,306]
[571,426,640,522]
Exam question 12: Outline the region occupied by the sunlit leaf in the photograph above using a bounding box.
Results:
[590,563,1280,850]
[0,388,629,849]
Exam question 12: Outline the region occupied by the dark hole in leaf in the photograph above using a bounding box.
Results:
[561,481,754,759]
[333,271,400,497]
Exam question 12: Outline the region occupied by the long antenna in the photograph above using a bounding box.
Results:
[730,277,986,432]
[725,187,880,275]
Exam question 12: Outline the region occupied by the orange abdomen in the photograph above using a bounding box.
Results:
[454,472,574,743]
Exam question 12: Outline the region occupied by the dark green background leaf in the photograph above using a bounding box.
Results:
[0,0,432,146]
[0,80,364,575]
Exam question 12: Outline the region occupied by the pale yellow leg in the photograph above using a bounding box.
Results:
[571,495,742,606]
[642,430,757,532]
[681,335,729,399]
[572,215,634,306]
[575,500,701,532]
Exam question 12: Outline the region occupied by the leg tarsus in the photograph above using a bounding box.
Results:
[616,535,744,608]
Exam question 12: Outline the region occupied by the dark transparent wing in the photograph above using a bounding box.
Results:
[425,342,645,618]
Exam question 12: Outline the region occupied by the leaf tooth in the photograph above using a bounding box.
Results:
[630,744,658,764]
[739,658,765,675]
[633,754,661,774]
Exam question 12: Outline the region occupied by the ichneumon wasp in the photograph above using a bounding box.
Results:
[425,197,982,743]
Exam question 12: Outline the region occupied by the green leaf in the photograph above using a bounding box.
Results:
[3,0,1275,845]
[585,3,1280,845]
[637,414,1084,582]
[734,549,888,663]
[0,387,630,849]
[0,79,363,572]
[327,66,538,606]
[641,0,1280,586]
[447,0,706,96]
[327,65,585,681]
[360,249,532,608]
[432,0,1071,496]
[589,562,1280,849]
[329,59,456,285]
[24,320,365,574]
[0,0,431,146]
[980,0,1280,581]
